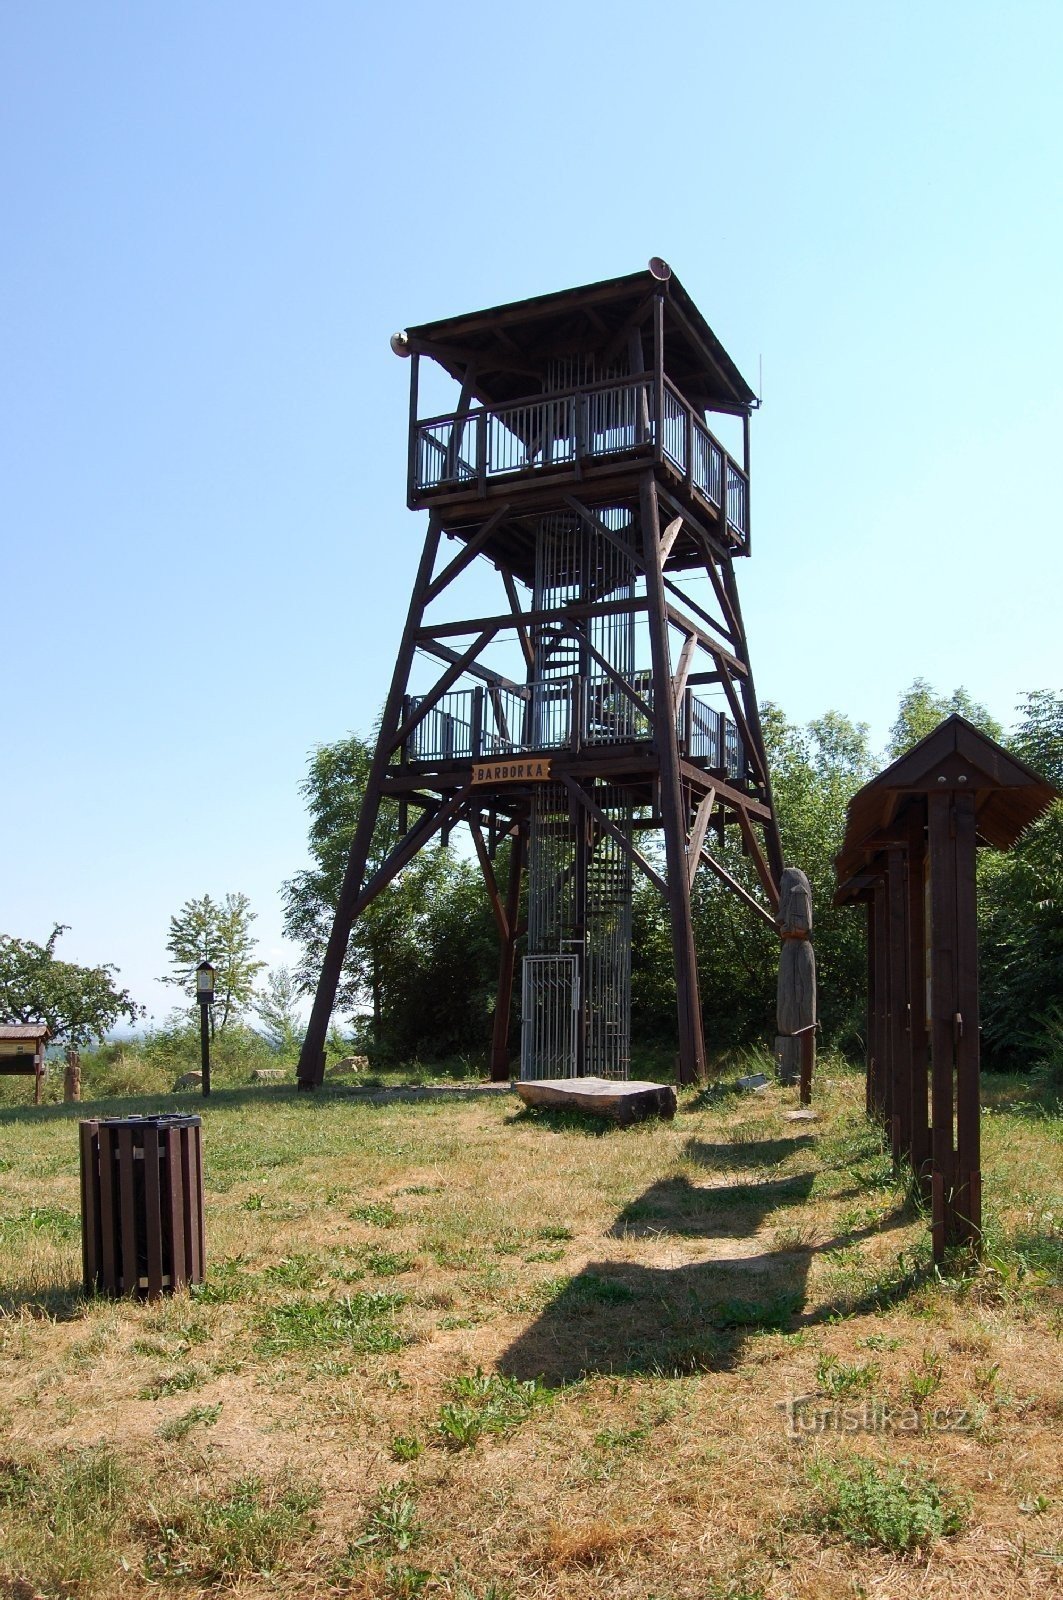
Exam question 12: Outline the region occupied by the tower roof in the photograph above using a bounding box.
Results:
[403,266,756,414]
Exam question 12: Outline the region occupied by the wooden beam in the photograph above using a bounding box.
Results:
[734,805,781,912]
[560,774,666,897]
[699,848,778,930]
[499,564,535,674]
[297,518,444,1089]
[418,595,647,642]
[687,787,715,887]
[672,629,697,712]
[417,638,524,694]
[659,514,683,564]
[390,629,496,752]
[664,603,748,679]
[469,821,508,940]
[424,504,510,604]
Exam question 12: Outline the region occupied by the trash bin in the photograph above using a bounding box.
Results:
[79,1114,205,1299]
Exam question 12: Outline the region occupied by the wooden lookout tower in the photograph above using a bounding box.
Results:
[297,261,786,1090]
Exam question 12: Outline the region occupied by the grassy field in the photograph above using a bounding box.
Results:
[0,1062,1060,1599]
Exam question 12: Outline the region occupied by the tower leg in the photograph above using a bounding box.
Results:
[297,520,442,1089]
[639,473,706,1086]
[489,829,525,1081]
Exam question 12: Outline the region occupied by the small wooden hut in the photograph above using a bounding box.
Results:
[0,1023,50,1104]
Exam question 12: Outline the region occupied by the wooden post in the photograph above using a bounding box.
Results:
[872,878,889,1127]
[906,805,930,1187]
[489,829,525,1082]
[297,518,443,1089]
[886,844,910,1165]
[775,867,816,1101]
[639,471,706,1085]
[952,790,981,1248]
[927,790,958,1259]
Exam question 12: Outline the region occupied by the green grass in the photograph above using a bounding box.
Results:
[0,1065,1058,1599]
[804,1456,969,1552]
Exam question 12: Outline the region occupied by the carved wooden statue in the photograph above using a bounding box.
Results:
[775,866,815,1103]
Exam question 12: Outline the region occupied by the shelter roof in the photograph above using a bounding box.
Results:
[403,266,756,413]
[834,715,1059,901]
[0,1023,50,1041]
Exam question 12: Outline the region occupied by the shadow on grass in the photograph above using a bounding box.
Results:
[0,1280,91,1321]
[501,1128,927,1383]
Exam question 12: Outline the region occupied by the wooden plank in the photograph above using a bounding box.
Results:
[98,1125,117,1293]
[516,1077,676,1124]
[143,1122,164,1298]
[664,603,748,679]
[118,1126,137,1297]
[166,1125,187,1288]
[672,629,698,712]
[417,638,525,694]
[418,595,648,641]
[79,1121,99,1293]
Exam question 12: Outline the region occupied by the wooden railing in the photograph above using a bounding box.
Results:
[403,677,745,778]
[413,375,748,545]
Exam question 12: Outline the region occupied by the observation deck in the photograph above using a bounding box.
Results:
[396,265,757,567]
[411,373,750,555]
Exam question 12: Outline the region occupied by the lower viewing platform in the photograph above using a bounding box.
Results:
[401,676,745,781]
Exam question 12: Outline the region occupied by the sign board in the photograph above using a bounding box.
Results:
[471,757,552,786]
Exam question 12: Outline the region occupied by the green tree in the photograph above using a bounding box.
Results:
[256,966,304,1053]
[162,893,265,1033]
[282,732,500,1059]
[0,924,141,1051]
[887,677,1002,759]
[979,690,1063,1064]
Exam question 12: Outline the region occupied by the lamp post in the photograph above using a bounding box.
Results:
[196,961,215,1097]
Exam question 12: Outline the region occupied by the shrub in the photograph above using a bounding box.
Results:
[805,1457,968,1553]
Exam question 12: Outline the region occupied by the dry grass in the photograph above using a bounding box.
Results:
[0,1063,1060,1598]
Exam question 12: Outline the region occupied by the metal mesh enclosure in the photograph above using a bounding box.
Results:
[520,509,639,1082]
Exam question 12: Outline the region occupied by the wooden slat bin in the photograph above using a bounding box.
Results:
[79,1114,205,1299]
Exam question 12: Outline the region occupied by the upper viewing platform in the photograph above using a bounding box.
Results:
[393,262,757,557]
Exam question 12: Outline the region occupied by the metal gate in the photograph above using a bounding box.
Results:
[520,954,579,1080]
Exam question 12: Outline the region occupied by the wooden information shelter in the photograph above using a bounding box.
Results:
[0,1023,50,1104]
[834,716,1058,1260]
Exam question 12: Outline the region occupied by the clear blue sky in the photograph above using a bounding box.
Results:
[3,2,1060,1026]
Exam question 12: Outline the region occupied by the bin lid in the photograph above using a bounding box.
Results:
[81,1113,202,1130]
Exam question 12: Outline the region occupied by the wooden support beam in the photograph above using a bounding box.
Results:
[662,576,735,647]
[490,830,525,1081]
[672,629,697,712]
[886,842,911,1166]
[297,519,443,1090]
[664,603,748,679]
[659,514,683,564]
[640,472,706,1085]
[906,805,930,1184]
[560,774,666,897]
[390,629,497,753]
[424,504,510,604]
[499,564,535,674]
[734,805,781,913]
[417,638,524,694]
[418,596,647,642]
[469,820,508,941]
[687,787,715,887]
[698,848,778,930]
